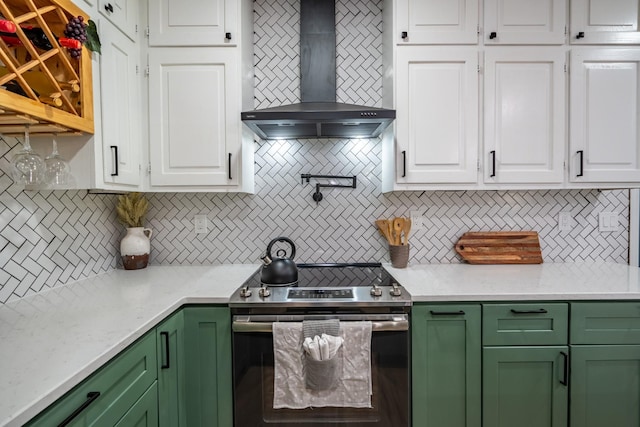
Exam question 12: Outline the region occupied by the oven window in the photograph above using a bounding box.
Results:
[233,330,409,426]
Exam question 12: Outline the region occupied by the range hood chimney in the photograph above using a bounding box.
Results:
[241,0,395,140]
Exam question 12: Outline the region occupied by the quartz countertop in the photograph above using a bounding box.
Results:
[2,262,640,426]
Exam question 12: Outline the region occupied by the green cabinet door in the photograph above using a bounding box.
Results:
[483,346,569,427]
[183,306,233,427]
[115,382,159,427]
[570,345,640,427]
[412,304,482,427]
[157,309,186,427]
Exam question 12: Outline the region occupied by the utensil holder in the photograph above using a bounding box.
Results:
[389,244,410,268]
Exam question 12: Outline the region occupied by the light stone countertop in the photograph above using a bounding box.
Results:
[2,262,640,426]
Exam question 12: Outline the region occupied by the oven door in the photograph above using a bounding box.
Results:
[231,313,410,426]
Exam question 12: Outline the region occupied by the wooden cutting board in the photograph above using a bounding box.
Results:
[455,231,543,264]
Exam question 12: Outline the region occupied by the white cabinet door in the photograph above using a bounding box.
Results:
[484,0,567,44]
[100,19,141,187]
[484,48,565,184]
[396,47,479,184]
[570,48,640,183]
[148,0,237,46]
[148,48,240,187]
[571,0,640,44]
[396,0,479,44]
[98,0,139,40]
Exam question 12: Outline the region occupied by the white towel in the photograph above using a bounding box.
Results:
[303,334,343,361]
[273,321,372,409]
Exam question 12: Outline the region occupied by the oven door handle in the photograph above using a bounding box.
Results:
[232,318,409,333]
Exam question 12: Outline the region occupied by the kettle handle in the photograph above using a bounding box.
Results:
[266,237,296,260]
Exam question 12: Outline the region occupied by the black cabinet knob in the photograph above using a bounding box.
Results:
[104,3,113,13]
[489,31,497,39]
[577,31,585,39]
[401,31,408,40]
[225,32,232,41]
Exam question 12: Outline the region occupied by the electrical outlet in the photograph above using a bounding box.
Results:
[194,215,208,234]
[598,212,619,232]
[410,211,423,230]
[558,212,572,231]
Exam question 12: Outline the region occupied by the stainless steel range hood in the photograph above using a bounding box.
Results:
[241,0,395,140]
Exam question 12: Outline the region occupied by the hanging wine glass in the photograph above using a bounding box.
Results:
[11,125,45,186]
[45,134,71,187]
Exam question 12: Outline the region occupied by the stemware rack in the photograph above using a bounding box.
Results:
[0,0,93,136]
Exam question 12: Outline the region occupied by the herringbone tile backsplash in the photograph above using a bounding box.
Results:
[0,0,632,304]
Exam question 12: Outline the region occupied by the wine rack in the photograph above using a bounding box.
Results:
[0,0,93,136]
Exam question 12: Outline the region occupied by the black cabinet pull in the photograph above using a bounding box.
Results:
[110,145,118,176]
[489,150,496,177]
[104,3,113,13]
[576,31,585,39]
[510,308,548,314]
[560,351,569,386]
[57,391,100,427]
[228,153,232,180]
[401,31,408,40]
[225,32,232,41]
[160,331,170,369]
[489,31,497,39]
[577,150,584,177]
[430,310,466,316]
[401,150,406,178]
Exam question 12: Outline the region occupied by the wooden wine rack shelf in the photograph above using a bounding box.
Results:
[0,0,93,136]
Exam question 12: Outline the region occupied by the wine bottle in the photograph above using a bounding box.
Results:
[0,20,80,51]
[0,67,80,94]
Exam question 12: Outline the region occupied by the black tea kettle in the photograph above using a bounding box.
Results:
[260,237,298,286]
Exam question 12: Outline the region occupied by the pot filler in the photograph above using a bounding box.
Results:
[240,0,396,140]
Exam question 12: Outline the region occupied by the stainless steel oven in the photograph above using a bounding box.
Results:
[229,263,411,426]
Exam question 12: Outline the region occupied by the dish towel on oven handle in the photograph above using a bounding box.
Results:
[272,321,373,409]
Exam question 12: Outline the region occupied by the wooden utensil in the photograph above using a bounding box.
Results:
[375,219,392,244]
[403,218,412,245]
[454,231,542,264]
[393,217,405,245]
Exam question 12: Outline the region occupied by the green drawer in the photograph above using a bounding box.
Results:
[571,302,640,344]
[27,332,157,426]
[483,303,568,346]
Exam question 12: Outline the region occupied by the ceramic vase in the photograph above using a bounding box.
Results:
[120,227,152,270]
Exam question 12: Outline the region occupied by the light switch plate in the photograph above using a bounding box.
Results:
[558,212,572,231]
[194,215,208,234]
[598,212,619,232]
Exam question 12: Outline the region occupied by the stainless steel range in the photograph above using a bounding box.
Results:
[229,263,412,427]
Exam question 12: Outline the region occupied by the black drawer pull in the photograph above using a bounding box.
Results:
[577,150,584,177]
[490,150,496,177]
[160,331,170,369]
[401,150,406,178]
[110,145,118,176]
[228,153,232,180]
[560,351,569,386]
[430,310,465,316]
[57,391,100,427]
[510,308,548,314]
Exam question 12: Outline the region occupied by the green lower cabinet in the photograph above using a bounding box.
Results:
[115,382,159,427]
[157,309,186,427]
[26,332,158,427]
[483,346,569,427]
[412,304,482,427]
[570,345,640,427]
[183,306,233,427]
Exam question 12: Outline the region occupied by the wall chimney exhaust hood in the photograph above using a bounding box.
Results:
[241,0,395,140]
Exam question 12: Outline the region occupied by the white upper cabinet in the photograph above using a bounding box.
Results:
[99,18,141,187]
[571,0,640,44]
[148,0,237,46]
[148,48,241,187]
[98,0,139,40]
[395,0,479,44]
[484,0,567,44]
[395,47,479,184]
[484,48,566,184]
[570,48,640,183]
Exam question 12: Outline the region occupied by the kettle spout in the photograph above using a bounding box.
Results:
[261,254,272,265]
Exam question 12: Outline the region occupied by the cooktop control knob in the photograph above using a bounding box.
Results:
[259,286,271,298]
[390,283,402,297]
[370,284,382,297]
[240,286,252,298]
